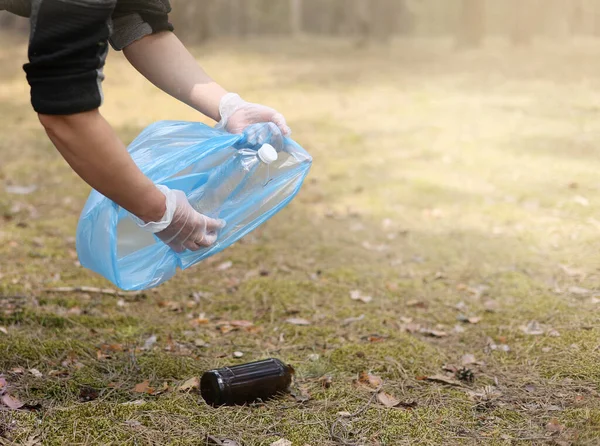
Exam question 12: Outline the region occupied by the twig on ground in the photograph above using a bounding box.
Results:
[330,387,381,446]
[44,287,143,297]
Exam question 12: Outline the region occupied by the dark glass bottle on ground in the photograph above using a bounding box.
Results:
[200,358,294,407]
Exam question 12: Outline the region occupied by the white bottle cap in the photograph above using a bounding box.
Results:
[257,143,278,164]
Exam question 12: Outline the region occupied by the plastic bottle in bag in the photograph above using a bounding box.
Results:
[191,143,278,218]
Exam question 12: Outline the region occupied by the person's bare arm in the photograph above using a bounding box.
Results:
[39,110,166,223]
[123,31,227,121]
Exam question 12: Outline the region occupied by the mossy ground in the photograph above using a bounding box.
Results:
[1,34,600,445]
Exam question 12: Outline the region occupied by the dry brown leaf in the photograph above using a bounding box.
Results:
[342,314,365,326]
[419,328,448,338]
[11,367,24,374]
[461,354,478,366]
[178,377,200,392]
[0,376,6,393]
[0,326,7,335]
[546,418,565,434]
[377,391,401,408]
[285,318,311,326]
[356,371,383,390]
[229,320,254,328]
[216,261,233,271]
[457,314,481,324]
[29,368,42,378]
[401,323,421,333]
[424,374,462,387]
[406,300,428,309]
[350,290,373,303]
[133,380,152,394]
[1,394,24,410]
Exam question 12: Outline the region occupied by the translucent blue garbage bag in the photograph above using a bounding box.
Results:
[76,122,312,291]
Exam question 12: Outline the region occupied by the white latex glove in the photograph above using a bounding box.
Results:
[216,93,291,137]
[134,186,226,253]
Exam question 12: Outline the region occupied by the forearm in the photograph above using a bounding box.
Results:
[123,31,227,122]
[39,110,166,223]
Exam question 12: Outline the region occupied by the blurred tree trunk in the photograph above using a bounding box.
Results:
[230,0,247,37]
[510,0,535,46]
[456,0,486,48]
[290,0,302,35]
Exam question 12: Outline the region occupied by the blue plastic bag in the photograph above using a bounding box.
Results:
[76,121,312,291]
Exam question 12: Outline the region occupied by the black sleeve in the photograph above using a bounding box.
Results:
[110,0,173,51]
[23,0,116,115]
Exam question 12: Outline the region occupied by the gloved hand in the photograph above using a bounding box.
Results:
[216,93,291,137]
[134,185,226,253]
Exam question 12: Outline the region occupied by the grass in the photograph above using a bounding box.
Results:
[1,34,600,445]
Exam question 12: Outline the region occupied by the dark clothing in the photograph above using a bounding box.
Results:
[0,0,173,115]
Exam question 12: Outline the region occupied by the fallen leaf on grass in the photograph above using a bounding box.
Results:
[178,377,199,392]
[1,394,24,410]
[461,354,482,366]
[142,334,157,351]
[355,372,383,390]
[547,329,561,337]
[546,418,565,434]
[521,321,545,336]
[422,374,462,387]
[29,369,42,378]
[362,334,386,343]
[376,391,400,408]
[406,300,427,309]
[123,420,142,428]
[377,392,416,409]
[133,380,153,394]
[342,314,365,326]
[229,320,254,328]
[0,376,6,394]
[419,328,448,338]
[457,315,481,324]
[400,322,421,333]
[285,318,311,326]
[216,320,256,333]
[271,439,292,446]
[0,326,7,335]
[350,290,373,303]
[10,368,24,374]
[216,261,233,271]
[337,411,352,418]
